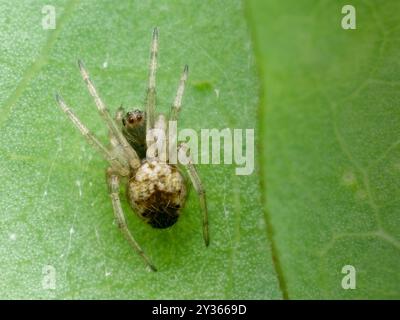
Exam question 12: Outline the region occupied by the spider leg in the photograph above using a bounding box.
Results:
[145,27,158,137]
[109,106,125,148]
[178,143,209,246]
[154,114,168,162]
[55,93,129,176]
[146,113,168,162]
[114,105,125,125]
[169,65,188,122]
[107,170,157,271]
[77,60,140,170]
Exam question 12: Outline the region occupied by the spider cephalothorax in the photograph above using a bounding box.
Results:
[120,109,147,158]
[56,28,209,271]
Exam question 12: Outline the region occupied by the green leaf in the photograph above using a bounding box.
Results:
[0,1,281,298]
[247,0,400,298]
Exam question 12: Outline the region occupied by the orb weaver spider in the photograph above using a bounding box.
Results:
[55,28,209,271]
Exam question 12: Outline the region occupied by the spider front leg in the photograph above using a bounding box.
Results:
[78,60,141,170]
[178,143,209,246]
[107,169,157,271]
[114,105,125,125]
[169,65,188,122]
[145,27,158,135]
[55,94,129,176]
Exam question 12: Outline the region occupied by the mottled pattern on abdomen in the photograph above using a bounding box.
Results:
[128,160,187,228]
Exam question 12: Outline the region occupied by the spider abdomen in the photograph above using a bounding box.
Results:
[128,160,187,229]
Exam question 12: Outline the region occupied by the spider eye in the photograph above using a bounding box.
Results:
[125,110,144,126]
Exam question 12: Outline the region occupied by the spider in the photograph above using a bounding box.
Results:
[55,28,209,271]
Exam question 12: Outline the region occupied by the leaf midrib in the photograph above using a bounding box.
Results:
[243,0,289,300]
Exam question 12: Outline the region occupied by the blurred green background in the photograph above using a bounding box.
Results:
[0,0,398,299]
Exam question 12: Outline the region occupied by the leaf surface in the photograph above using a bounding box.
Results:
[247,0,400,298]
[0,0,280,299]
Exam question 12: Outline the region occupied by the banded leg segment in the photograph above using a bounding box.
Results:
[178,143,209,246]
[169,65,188,122]
[107,170,157,271]
[78,60,140,169]
[55,93,129,176]
[154,114,168,162]
[145,27,158,136]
